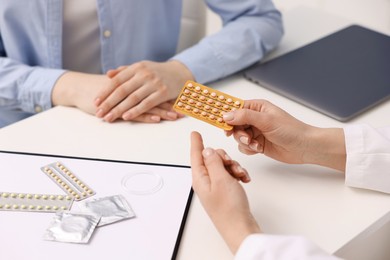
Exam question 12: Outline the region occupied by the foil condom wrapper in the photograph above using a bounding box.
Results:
[43,211,100,243]
[78,194,136,226]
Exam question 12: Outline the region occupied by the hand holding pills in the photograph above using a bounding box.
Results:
[224,99,343,168]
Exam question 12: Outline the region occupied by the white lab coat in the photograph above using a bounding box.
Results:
[235,124,390,260]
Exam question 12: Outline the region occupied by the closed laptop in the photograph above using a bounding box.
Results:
[243,25,390,121]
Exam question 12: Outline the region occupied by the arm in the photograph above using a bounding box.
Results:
[224,99,390,194]
[235,234,341,260]
[190,131,260,253]
[224,99,346,171]
[0,24,180,124]
[190,131,341,259]
[0,59,182,123]
[173,0,284,83]
[0,30,101,116]
[0,54,65,115]
[0,28,63,114]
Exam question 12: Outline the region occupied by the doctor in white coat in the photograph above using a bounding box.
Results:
[190,99,390,259]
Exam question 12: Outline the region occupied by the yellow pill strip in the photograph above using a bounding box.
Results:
[0,191,74,212]
[173,80,244,130]
[41,162,95,201]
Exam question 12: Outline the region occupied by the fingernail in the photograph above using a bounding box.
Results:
[238,166,251,182]
[104,113,113,122]
[96,108,103,118]
[223,112,234,121]
[122,112,131,120]
[94,98,101,106]
[202,148,214,157]
[237,165,245,173]
[239,136,249,145]
[258,143,264,153]
[151,115,161,122]
[249,142,258,151]
[224,154,232,161]
[167,112,178,119]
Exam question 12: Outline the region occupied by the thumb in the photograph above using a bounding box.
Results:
[223,109,266,130]
[202,148,231,182]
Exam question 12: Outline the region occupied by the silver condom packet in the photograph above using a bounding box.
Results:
[43,211,100,243]
[78,194,135,226]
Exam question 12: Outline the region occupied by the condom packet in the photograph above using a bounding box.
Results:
[77,194,136,226]
[43,211,100,243]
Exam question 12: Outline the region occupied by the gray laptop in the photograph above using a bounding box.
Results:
[243,25,390,121]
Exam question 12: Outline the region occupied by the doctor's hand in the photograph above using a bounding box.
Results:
[94,60,194,122]
[223,99,346,172]
[190,131,260,254]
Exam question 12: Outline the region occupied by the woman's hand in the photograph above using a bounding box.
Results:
[224,99,346,171]
[94,60,194,122]
[190,131,260,254]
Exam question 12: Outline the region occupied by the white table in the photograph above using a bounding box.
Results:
[1,4,390,260]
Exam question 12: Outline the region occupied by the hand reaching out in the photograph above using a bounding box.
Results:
[190,131,260,254]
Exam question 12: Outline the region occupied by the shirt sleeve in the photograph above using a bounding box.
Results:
[172,0,283,84]
[0,1,67,116]
[235,234,342,260]
[0,56,65,114]
[344,124,390,194]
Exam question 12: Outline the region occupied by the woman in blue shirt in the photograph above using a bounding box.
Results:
[0,0,283,126]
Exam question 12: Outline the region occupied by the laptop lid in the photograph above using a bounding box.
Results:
[243,25,390,122]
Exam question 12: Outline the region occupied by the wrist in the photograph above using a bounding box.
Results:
[52,71,79,106]
[220,213,261,254]
[303,127,346,172]
[168,59,195,82]
[52,71,109,108]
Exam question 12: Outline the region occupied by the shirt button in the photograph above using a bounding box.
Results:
[103,30,111,38]
[34,105,43,113]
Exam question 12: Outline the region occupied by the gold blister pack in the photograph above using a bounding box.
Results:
[173,80,243,130]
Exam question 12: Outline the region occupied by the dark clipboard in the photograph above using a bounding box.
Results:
[0,150,193,260]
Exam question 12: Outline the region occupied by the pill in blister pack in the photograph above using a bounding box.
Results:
[41,162,95,201]
[0,191,74,212]
[173,80,244,130]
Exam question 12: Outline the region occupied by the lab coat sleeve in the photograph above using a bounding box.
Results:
[235,234,341,260]
[172,0,283,84]
[344,124,390,194]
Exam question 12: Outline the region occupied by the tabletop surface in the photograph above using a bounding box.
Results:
[1,4,390,260]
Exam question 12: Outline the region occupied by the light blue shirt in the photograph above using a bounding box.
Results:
[0,0,283,125]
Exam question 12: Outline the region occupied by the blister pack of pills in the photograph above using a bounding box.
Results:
[0,191,74,212]
[41,162,95,201]
[173,80,244,130]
